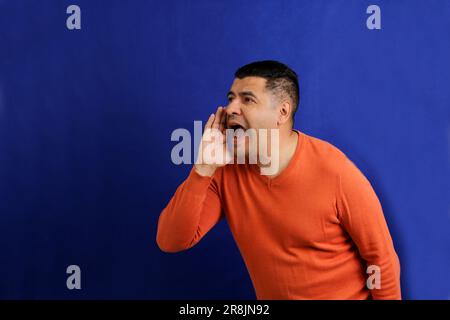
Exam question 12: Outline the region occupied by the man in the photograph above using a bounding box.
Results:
[156,60,401,299]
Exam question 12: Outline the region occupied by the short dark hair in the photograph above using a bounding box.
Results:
[234,60,300,123]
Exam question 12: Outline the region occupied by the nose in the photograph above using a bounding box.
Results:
[225,99,242,116]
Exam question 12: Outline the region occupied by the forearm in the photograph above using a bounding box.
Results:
[156,167,220,252]
[362,238,402,299]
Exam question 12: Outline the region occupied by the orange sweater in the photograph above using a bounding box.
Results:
[156,130,401,299]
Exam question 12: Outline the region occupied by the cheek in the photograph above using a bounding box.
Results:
[246,109,278,129]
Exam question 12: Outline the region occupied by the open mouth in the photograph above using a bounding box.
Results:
[227,123,246,131]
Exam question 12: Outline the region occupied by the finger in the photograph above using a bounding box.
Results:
[211,107,222,129]
[219,107,227,132]
[204,113,215,130]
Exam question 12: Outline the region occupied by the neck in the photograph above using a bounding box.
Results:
[257,127,298,178]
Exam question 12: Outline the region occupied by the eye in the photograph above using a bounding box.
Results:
[244,97,254,103]
[227,96,234,102]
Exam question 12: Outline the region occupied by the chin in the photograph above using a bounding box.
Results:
[231,139,251,161]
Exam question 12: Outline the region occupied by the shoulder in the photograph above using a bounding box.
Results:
[301,132,370,187]
[300,131,348,168]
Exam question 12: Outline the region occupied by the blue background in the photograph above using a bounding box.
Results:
[0,0,449,299]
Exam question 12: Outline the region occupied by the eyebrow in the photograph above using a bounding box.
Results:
[227,90,259,102]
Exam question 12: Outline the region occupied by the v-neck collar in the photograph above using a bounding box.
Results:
[249,129,305,187]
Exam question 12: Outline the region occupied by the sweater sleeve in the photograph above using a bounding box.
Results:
[156,167,223,253]
[336,156,401,300]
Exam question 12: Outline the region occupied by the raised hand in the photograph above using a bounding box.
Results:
[194,106,232,176]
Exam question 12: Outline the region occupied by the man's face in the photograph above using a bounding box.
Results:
[225,76,279,159]
[225,76,278,131]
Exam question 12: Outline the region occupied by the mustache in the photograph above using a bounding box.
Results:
[225,118,247,130]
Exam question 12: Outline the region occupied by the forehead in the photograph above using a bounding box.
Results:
[229,76,267,94]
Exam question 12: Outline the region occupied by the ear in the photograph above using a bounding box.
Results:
[277,100,292,126]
